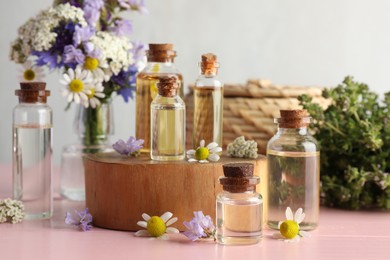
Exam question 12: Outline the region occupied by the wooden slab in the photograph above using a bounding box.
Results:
[84,152,267,231]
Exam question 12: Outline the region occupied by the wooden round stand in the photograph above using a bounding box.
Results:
[84,152,266,231]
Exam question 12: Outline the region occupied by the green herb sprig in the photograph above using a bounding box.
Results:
[298,76,390,210]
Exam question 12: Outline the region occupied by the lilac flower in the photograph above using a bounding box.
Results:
[33,51,60,70]
[73,25,95,45]
[113,136,144,156]
[130,40,146,65]
[111,19,133,36]
[63,45,85,67]
[83,5,101,26]
[183,211,216,241]
[111,65,138,102]
[84,0,104,10]
[118,0,149,14]
[65,208,93,231]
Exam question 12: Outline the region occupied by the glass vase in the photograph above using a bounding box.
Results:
[60,102,114,201]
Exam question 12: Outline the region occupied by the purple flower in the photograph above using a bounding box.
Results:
[113,136,144,156]
[33,51,60,70]
[73,25,95,45]
[183,211,215,241]
[130,40,146,64]
[84,0,104,10]
[111,65,138,102]
[83,5,101,26]
[65,208,93,231]
[111,19,133,36]
[63,45,85,66]
[118,0,149,14]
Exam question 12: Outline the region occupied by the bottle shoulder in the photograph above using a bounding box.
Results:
[267,129,319,152]
[217,191,262,203]
[140,62,182,75]
[151,95,185,107]
[195,75,223,88]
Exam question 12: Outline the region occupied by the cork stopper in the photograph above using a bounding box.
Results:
[219,163,259,193]
[146,43,177,62]
[200,53,219,75]
[15,82,50,103]
[157,76,179,97]
[276,109,310,128]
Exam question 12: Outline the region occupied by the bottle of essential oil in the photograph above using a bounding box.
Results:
[13,82,53,219]
[136,43,184,153]
[193,53,223,148]
[150,76,185,161]
[216,163,263,245]
[266,110,320,230]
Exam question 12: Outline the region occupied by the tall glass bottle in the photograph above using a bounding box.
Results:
[150,76,185,161]
[193,53,223,148]
[266,110,320,230]
[216,163,263,245]
[136,43,184,153]
[13,82,53,219]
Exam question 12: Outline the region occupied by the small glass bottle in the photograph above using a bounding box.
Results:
[13,82,53,219]
[193,53,223,148]
[150,76,185,161]
[216,163,263,245]
[136,43,184,153]
[266,110,320,230]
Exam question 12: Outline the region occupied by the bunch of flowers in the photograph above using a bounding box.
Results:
[10,0,147,108]
[0,198,25,224]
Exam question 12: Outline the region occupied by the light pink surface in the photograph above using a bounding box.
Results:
[1,165,390,260]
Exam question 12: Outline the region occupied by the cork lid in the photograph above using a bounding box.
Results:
[219,163,259,193]
[15,82,50,103]
[157,76,179,97]
[275,109,311,128]
[200,53,219,75]
[147,43,176,62]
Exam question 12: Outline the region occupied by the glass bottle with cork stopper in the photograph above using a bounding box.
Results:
[13,82,53,219]
[216,163,263,245]
[193,53,223,148]
[150,76,185,161]
[136,43,184,153]
[266,109,320,230]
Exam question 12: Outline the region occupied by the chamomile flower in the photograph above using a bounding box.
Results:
[273,207,310,242]
[187,140,222,163]
[83,56,110,82]
[135,212,179,240]
[18,61,45,82]
[60,65,92,106]
[84,80,106,108]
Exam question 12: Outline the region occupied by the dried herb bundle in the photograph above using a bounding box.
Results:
[298,76,390,210]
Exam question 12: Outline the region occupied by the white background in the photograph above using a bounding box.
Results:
[0,0,389,165]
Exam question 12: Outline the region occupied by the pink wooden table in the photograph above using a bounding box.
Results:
[1,165,389,260]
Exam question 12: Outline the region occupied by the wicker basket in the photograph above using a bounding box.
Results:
[185,79,329,154]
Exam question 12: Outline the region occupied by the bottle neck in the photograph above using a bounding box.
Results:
[276,127,308,135]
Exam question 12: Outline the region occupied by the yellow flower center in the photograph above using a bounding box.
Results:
[195,147,209,160]
[23,69,36,81]
[69,79,84,93]
[84,57,99,71]
[280,220,299,239]
[87,88,95,99]
[147,216,166,237]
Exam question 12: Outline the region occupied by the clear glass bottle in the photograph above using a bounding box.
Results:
[150,76,185,161]
[216,163,263,245]
[136,43,184,153]
[13,82,53,219]
[193,53,223,148]
[60,102,113,201]
[266,110,320,231]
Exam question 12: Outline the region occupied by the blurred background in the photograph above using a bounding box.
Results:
[1,0,390,165]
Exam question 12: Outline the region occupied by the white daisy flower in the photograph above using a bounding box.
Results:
[83,56,111,82]
[187,140,222,163]
[84,80,106,109]
[273,207,311,243]
[60,65,92,106]
[135,212,179,240]
[18,61,45,82]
